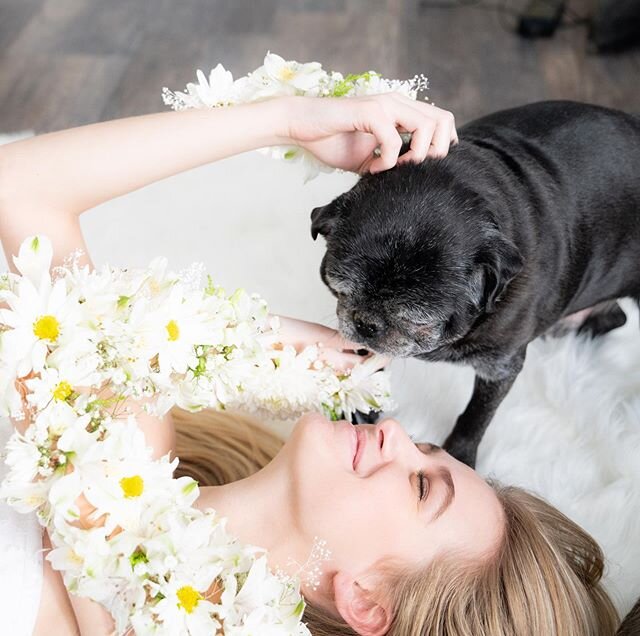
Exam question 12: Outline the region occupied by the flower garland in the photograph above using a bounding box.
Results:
[162,52,429,180]
[0,235,392,634]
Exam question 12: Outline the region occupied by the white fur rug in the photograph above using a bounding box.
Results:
[1,131,638,616]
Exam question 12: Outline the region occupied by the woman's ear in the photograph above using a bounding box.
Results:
[333,571,392,636]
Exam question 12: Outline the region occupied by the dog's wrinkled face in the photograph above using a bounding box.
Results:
[312,163,523,357]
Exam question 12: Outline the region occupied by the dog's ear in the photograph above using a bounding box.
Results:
[310,202,339,240]
[474,230,523,313]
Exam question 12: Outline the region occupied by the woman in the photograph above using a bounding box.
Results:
[0,93,619,635]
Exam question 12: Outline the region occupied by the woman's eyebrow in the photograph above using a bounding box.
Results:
[416,443,456,521]
[432,467,455,521]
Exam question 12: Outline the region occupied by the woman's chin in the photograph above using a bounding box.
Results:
[285,412,356,479]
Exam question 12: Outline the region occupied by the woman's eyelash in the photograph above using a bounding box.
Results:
[417,470,429,502]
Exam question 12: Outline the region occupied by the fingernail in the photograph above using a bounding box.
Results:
[357,348,370,356]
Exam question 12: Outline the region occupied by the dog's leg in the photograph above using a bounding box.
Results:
[443,349,526,468]
[577,300,627,339]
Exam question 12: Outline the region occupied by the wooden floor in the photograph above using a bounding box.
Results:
[0,0,639,133]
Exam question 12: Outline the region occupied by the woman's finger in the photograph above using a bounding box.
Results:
[368,118,404,173]
[318,349,364,372]
[427,113,457,159]
[389,94,457,160]
[318,348,387,373]
[397,118,436,165]
[367,98,458,171]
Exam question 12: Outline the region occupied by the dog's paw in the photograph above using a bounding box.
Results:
[443,435,478,468]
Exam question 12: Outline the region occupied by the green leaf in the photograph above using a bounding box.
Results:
[293,598,306,617]
[330,71,382,97]
[284,149,298,160]
[322,404,340,421]
[191,354,208,377]
[30,236,39,251]
[129,547,149,568]
[229,288,245,304]
[204,274,216,296]
[182,480,198,495]
[117,295,130,309]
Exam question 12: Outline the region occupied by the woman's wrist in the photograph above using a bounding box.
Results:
[244,96,298,147]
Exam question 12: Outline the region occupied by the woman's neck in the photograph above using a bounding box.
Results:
[197,454,310,580]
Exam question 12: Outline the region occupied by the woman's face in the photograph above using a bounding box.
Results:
[279,413,504,594]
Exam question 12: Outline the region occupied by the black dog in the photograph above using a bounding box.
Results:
[311,100,640,467]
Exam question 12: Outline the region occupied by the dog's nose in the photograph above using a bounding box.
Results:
[352,311,380,340]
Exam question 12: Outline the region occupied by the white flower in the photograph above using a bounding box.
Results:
[190,65,235,107]
[333,354,394,420]
[257,145,333,182]
[257,52,327,96]
[0,269,80,378]
[0,359,25,418]
[11,234,53,289]
[77,456,177,534]
[135,284,223,376]
[23,365,97,411]
[0,465,50,513]
[153,577,220,636]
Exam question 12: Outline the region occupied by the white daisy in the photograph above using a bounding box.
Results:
[78,456,178,534]
[153,577,219,636]
[0,273,80,377]
[143,284,224,376]
[188,64,236,107]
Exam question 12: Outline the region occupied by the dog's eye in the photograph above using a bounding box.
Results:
[328,285,349,300]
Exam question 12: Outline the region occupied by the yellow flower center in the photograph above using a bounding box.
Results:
[33,315,60,341]
[176,585,203,613]
[279,66,296,81]
[165,319,180,341]
[53,381,73,401]
[120,475,144,498]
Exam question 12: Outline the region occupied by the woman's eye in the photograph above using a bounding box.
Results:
[417,470,429,502]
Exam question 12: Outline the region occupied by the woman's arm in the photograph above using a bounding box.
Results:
[0,94,455,271]
[0,101,284,271]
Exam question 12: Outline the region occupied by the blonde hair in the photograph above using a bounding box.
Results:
[172,407,620,636]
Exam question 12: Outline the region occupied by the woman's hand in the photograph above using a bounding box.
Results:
[280,93,458,174]
[267,315,386,372]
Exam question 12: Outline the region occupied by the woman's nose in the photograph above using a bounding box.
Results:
[356,418,406,475]
[377,418,407,457]
[354,418,413,476]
